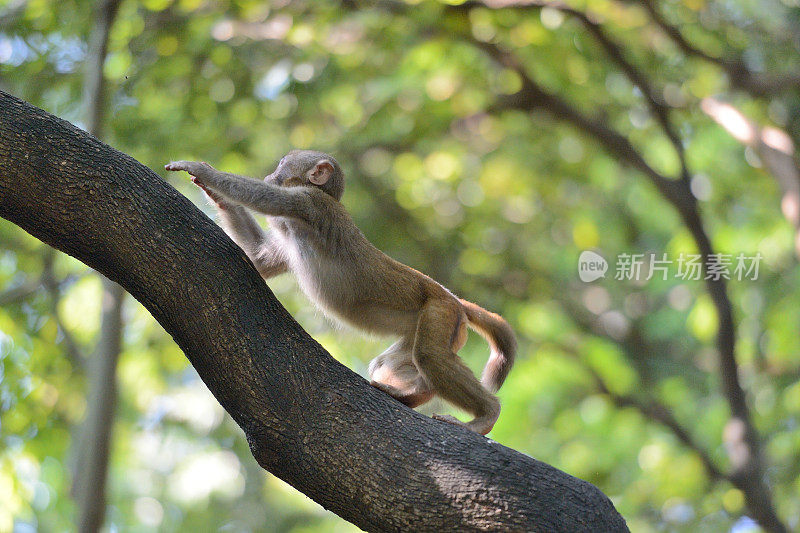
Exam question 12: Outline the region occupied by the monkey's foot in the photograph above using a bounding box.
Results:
[433,414,494,435]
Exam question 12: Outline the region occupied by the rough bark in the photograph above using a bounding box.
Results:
[0,91,628,532]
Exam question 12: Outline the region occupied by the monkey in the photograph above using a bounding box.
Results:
[165,150,516,435]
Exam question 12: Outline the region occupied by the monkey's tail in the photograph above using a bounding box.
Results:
[460,299,517,394]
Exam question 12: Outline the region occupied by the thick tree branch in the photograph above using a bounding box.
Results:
[0,92,628,532]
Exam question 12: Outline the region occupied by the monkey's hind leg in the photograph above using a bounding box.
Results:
[412,300,500,435]
[369,339,434,409]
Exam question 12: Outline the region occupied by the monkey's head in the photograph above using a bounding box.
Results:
[266,150,345,201]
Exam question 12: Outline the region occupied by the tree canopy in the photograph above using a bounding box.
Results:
[1,0,799,531]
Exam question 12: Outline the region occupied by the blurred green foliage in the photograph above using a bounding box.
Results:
[1,0,800,531]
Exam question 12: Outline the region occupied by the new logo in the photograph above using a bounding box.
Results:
[578,250,608,282]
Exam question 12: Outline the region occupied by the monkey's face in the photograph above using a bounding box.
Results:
[265,152,306,188]
[265,150,345,201]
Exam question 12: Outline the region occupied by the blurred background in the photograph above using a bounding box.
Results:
[1,0,800,531]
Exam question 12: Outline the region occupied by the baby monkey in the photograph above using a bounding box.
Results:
[165,150,516,435]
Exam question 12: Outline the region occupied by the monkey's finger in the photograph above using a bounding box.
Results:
[191,179,226,206]
[190,176,210,189]
[193,178,217,196]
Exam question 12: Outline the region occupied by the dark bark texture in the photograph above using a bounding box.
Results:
[0,91,628,532]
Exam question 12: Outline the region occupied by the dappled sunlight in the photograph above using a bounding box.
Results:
[701,98,756,144]
[2,0,799,530]
[167,450,245,505]
[143,381,225,435]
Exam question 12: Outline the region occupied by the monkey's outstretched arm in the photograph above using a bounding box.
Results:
[165,161,314,220]
[171,163,289,278]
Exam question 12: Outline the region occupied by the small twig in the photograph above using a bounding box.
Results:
[0,249,85,368]
[470,0,691,182]
[474,38,690,213]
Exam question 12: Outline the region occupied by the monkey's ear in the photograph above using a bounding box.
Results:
[308,160,333,186]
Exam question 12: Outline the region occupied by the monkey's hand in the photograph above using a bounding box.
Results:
[165,161,229,208]
[164,160,215,182]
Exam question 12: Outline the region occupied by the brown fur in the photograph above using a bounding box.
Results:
[166,151,516,435]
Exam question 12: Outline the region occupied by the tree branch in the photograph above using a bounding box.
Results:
[553,309,727,482]
[0,277,40,306]
[583,356,727,483]
[470,0,691,183]
[473,39,691,213]
[40,250,86,369]
[0,250,85,368]
[0,92,629,532]
[633,0,800,97]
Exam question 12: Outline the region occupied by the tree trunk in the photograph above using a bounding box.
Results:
[0,91,628,532]
[73,278,123,533]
